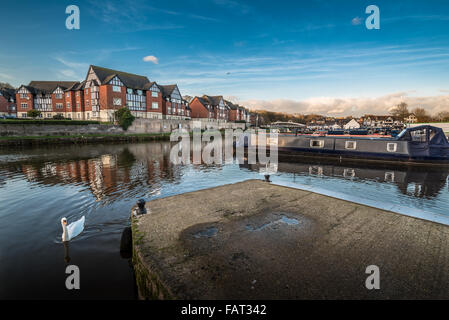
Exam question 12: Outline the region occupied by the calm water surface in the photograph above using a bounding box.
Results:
[1,141,449,299]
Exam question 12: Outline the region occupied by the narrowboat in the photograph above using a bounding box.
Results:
[242,125,449,165]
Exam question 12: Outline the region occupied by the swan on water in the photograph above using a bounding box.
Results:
[61,216,85,242]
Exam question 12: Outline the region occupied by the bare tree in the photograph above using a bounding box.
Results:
[412,107,432,123]
[436,111,449,122]
[0,82,14,89]
[390,102,409,120]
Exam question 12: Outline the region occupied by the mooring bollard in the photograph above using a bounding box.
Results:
[264,174,271,182]
[137,199,147,215]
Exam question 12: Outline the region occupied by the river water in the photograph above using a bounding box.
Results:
[1,141,448,299]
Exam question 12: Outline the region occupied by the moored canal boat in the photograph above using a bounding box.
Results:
[241,125,449,165]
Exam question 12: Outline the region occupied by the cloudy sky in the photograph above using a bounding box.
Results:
[1,0,449,116]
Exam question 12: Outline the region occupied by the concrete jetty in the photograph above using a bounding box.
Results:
[131,179,449,299]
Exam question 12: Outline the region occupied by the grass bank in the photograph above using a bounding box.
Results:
[0,132,171,147]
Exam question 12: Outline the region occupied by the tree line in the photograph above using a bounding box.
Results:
[390,102,449,123]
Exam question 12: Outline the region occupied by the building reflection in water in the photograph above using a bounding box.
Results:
[241,158,449,199]
[2,142,449,202]
[8,142,183,204]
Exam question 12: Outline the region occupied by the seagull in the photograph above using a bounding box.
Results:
[61,216,85,242]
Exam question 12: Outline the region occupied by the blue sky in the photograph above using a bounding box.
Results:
[1,0,449,115]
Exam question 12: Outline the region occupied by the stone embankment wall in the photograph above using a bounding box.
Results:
[0,119,247,137]
[127,118,247,134]
[0,123,124,136]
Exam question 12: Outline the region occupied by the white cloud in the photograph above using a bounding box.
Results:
[242,92,449,117]
[143,55,159,64]
[0,73,13,80]
[351,17,362,25]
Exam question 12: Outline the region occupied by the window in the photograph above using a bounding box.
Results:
[152,91,158,97]
[20,93,27,99]
[310,140,324,148]
[127,88,133,94]
[21,113,27,118]
[55,94,63,99]
[56,103,63,109]
[113,98,122,106]
[411,130,427,142]
[66,92,70,98]
[387,143,397,152]
[85,88,89,95]
[67,103,70,108]
[76,92,79,97]
[152,102,158,109]
[113,86,121,92]
[21,103,28,109]
[86,101,89,107]
[137,90,142,95]
[345,141,357,150]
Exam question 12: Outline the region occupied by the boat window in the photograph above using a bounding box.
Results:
[310,140,324,148]
[345,141,357,150]
[410,129,427,142]
[387,143,397,152]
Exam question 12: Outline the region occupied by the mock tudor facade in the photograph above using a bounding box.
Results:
[14,65,250,124]
[16,81,79,118]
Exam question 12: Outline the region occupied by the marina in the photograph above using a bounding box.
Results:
[1,141,449,299]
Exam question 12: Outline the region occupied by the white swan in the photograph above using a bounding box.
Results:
[61,216,85,242]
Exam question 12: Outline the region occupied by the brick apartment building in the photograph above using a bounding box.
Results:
[16,81,79,119]
[158,84,191,120]
[0,87,17,117]
[189,95,230,121]
[15,65,190,122]
[13,65,253,124]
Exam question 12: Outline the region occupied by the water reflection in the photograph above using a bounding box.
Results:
[241,158,449,199]
[1,142,449,299]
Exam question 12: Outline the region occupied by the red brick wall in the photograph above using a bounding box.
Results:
[229,109,238,121]
[146,90,162,113]
[161,99,171,116]
[189,98,209,118]
[16,92,33,116]
[0,96,9,113]
[65,91,76,114]
[100,85,125,111]
[52,93,66,113]
[75,90,84,112]
[84,87,92,112]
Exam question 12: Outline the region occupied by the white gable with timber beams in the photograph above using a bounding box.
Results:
[86,66,101,87]
[170,86,182,103]
[149,83,160,92]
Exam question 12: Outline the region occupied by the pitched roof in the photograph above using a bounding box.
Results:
[0,87,16,101]
[224,100,238,110]
[27,81,79,94]
[194,96,209,108]
[143,81,158,90]
[203,95,223,106]
[65,80,86,91]
[90,65,151,89]
[158,84,178,97]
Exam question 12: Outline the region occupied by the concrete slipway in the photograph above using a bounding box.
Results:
[131,179,449,299]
